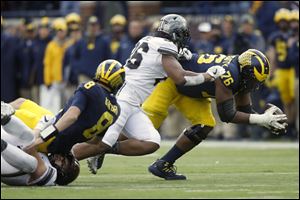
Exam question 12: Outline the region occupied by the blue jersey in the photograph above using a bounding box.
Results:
[268,31,290,69]
[177,54,243,98]
[48,81,120,154]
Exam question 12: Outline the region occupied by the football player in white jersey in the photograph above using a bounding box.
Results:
[71,14,225,171]
[1,102,79,186]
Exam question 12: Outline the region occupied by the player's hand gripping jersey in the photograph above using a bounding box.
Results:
[118,36,178,105]
[177,53,241,98]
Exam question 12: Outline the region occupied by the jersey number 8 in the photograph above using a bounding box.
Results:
[83,111,114,139]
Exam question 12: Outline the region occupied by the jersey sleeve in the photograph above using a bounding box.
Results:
[156,39,178,58]
[71,89,87,112]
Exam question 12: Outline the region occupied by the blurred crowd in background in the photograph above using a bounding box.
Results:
[1,1,299,141]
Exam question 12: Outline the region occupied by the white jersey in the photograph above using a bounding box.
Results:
[117,36,178,105]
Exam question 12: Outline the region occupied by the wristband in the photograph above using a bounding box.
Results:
[184,74,205,86]
[40,125,58,141]
[249,114,264,125]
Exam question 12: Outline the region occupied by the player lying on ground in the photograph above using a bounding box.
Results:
[1,102,79,186]
[71,14,225,167]
[85,49,288,179]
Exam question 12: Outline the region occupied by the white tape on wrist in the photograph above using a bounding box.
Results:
[40,125,58,141]
[249,114,264,125]
[184,74,205,86]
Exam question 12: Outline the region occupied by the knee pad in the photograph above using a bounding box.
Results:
[183,124,213,145]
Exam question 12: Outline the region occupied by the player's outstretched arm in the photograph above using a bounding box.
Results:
[215,79,287,132]
[162,54,218,86]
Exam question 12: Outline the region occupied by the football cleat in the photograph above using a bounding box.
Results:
[148,159,186,180]
[1,101,15,125]
[87,153,106,174]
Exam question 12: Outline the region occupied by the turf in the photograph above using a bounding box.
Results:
[1,141,299,199]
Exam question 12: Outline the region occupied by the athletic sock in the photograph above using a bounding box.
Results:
[2,141,38,173]
[2,115,34,147]
[106,142,120,154]
[161,145,185,164]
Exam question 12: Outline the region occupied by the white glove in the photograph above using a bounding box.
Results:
[249,106,288,132]
[265,104,288,134]
[34,115,56,131]
[178,48,192,60]
[1,101,15,120]
[206,65,226,81]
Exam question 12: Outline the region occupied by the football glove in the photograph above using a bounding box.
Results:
[249,105,287,132]
[178,48,193,60]
[34,115,56,131]
[206,65,226,81]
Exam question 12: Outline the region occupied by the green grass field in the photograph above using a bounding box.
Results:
[1,141,299,199]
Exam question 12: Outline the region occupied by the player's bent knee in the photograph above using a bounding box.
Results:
[183,124,213,145]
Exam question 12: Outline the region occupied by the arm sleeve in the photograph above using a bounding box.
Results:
[71,90,87,112]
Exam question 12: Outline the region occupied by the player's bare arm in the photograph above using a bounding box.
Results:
[215,78,287,131]
[54,106,81,132]
[162,54,224,85]
[215,78,251,124]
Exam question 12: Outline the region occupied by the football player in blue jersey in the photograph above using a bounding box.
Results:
[144,49,288,180]
[267,8,297,138]
[28,59,125,155]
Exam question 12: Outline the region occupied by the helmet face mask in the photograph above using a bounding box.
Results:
[94,59,126,94]
[157,14,190,50]
[49,153,80,186]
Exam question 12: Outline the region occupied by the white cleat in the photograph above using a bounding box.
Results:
[1,101,15,120]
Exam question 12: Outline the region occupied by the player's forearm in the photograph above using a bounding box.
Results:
[54,112,78,132]
[72,142,109,160]
[230,111,250,124]
[184,70,213,83]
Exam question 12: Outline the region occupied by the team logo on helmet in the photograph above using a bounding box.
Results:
[238,49,270,91]
[94,59,125,94]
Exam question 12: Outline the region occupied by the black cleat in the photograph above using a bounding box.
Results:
[148,159,186,180]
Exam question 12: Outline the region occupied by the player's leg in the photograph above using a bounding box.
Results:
[113,107,161,155]
[82,106,161,174]
[13,98,54,129]
[149,97,215,180]
[276,68,296,138]
[1,139,38,174]
[1,115,35,147]
[142,78,179,129]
